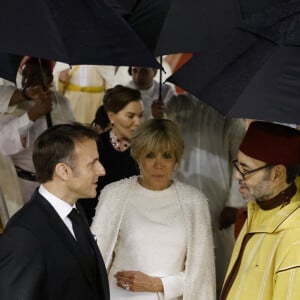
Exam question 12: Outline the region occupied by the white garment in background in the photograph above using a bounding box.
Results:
[91,176,216,300]
[166,94,246,292]
[0,153,23,225]
[0,84,74,202]
[0,80,15,113]
[62,65,116,124]
[127,80,176,119]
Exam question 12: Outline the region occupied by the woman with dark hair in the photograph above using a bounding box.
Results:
[91,105,111,134]
[80,85,144,223]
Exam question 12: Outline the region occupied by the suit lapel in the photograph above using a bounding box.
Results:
[76,202,110,298]
[32,192,98,291]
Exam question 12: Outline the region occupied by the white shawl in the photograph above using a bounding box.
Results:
[91,176,216,300]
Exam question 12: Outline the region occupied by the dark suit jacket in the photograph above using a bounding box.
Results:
[0,190,110,300]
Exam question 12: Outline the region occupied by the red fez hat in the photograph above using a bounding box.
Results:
[239,121,300,165]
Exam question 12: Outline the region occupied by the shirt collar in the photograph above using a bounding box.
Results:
[39,185,75,220]
[130,80,155,95]
[257,183,296,210]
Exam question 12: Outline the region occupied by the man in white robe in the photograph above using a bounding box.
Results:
[127,67,176,119]
[0,59,74,203]
[58,65,117,124]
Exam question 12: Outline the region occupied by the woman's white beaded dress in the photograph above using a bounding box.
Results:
[109,183,187,299]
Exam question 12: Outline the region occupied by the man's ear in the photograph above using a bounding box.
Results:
[55,162,72,180]
[272,164,286,182]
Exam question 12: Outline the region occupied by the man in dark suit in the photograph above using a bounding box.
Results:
[0,123,110,300]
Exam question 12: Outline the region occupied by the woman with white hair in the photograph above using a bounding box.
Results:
[91,118,216,300]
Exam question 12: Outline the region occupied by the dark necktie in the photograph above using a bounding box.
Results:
[68,208,94,259]
[68,208,97,276]
[68,208,98,285]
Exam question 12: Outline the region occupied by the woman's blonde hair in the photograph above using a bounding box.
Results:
[131,119,184,162]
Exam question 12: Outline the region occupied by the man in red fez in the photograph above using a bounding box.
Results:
[221,121,300,300]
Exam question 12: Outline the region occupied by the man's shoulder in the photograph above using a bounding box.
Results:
[5,193,49,231]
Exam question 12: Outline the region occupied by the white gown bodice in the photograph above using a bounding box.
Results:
[109,183,187,299]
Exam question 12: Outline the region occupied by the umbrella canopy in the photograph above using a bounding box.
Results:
[118,0,272,55]
[0,54,21,83]
[0,0,160,82]
[155,0,240,55]
[155,0,279,55]
[229,46,300,123]
[115,0,174,54]
[168,0,300,123]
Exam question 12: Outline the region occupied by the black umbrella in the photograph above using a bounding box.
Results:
[117,0,277,101]
[228,45,300,123]
[115,0,174,54]
[167,30,268,111]
[0,54,21,83]
[119,0,266,55]
[0,0,162,129]
[0,0,160,83]
[168,0,300,123]
[155,0,280,55]
[155,0,240,55]
[112,0,174,102]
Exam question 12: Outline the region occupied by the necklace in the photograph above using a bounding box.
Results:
[109,130,131,152]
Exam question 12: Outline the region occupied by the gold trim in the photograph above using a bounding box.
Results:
[64,82,105,93]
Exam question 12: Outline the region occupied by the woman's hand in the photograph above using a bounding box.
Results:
[114,270,163,293]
